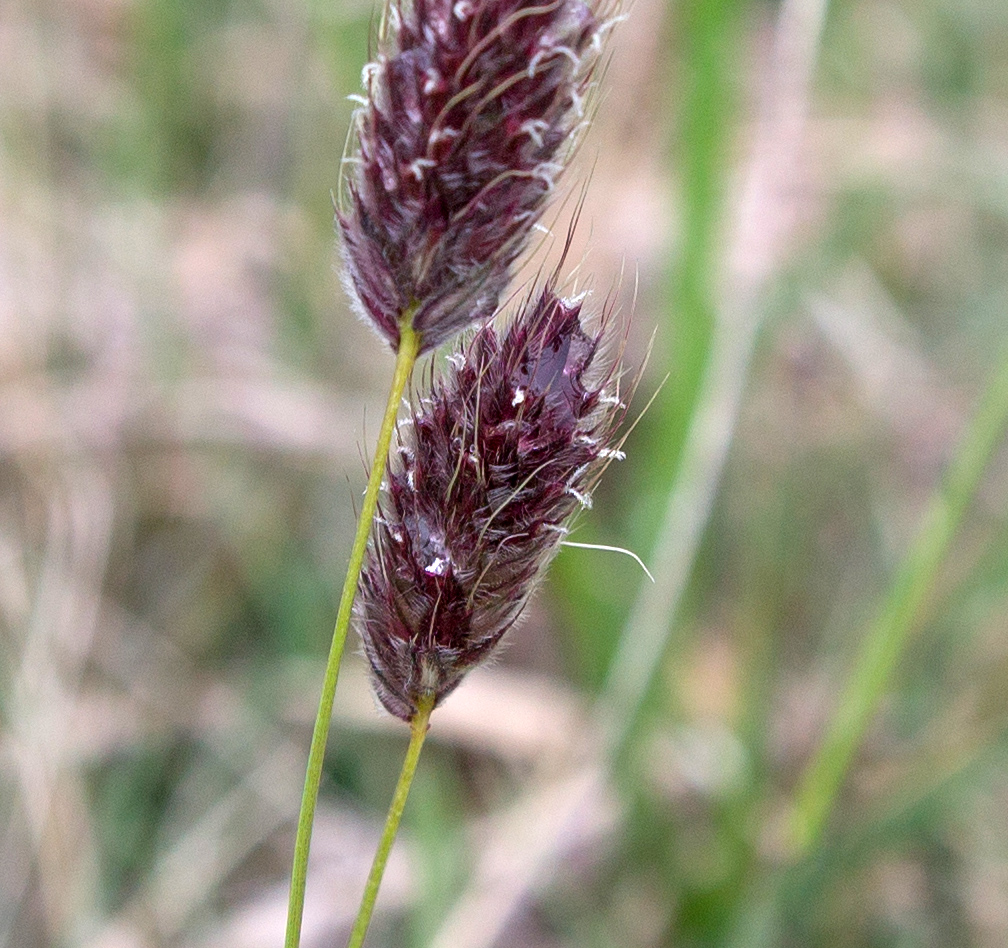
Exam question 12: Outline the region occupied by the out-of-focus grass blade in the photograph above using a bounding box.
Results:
[789,346,1008,855]
[598,0,742,755]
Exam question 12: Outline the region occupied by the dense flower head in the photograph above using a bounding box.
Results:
[355,282,626,720]
[338,0,607,353]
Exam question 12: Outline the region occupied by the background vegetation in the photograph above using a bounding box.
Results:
[2,0,1008,946]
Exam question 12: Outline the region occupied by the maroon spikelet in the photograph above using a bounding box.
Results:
[338,0,607,353]
[355,283,626,720]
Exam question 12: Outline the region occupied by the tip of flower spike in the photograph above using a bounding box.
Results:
[337,0,613,353]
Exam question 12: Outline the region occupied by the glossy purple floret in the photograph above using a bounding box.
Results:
[355,284,625,720]
[338,0,606,353]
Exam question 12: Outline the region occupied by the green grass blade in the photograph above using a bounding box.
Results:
[789,347,1008,856]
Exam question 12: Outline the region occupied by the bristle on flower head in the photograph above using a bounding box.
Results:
[355,282,627,720]
[338,0,609,353]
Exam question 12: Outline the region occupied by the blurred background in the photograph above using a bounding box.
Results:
[2,0,1008,945]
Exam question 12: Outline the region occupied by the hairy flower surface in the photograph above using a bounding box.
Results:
[338,0,606,353]
[355,283,626,720]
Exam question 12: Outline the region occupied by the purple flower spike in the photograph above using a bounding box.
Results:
[355,282,627,720]
[338,0,607,353]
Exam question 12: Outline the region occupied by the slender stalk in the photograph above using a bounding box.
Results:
[346,691,436,948]
[285,314,421,948]
[788,348,1008,857]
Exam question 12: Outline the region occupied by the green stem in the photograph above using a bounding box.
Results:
[346,692,436,948]
[284,316,421,948]
[789,349,1008,857]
